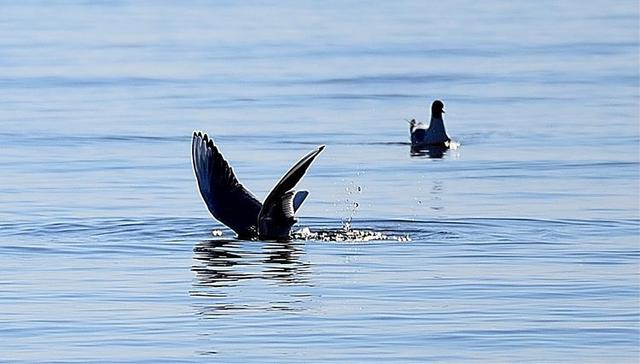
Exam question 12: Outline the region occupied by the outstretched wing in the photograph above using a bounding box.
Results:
[192,131,262,238]
[258,145,324,239]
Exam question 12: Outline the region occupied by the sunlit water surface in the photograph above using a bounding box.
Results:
[1,1,639,363]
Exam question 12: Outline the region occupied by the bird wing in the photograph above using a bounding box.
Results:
[258,145,324,238]
[191,131,262,238]
[411,128,426,145]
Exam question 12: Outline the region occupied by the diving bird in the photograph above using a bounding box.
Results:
[191,131,324,240]
[409,100,451,147]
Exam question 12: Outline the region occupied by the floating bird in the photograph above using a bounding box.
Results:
[409,100,451,148]
[191,131,324,240]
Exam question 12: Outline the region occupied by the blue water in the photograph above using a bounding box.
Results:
[1,1,639,362]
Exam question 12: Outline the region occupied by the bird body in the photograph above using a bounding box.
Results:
[410,117,450,147]
[409,100,451,147]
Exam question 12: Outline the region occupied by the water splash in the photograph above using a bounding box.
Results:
[212,224,410,243]
[341,177,363,230]
[447,139,461,149]
[292,226,410,242]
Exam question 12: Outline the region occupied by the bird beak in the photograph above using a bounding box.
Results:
[442,110,446,114]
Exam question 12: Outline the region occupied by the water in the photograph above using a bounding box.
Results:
[1,1,639,362]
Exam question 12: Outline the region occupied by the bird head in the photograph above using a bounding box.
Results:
[431,100,445,117]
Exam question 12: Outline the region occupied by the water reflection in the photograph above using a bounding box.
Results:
[410,145,449,158]
[192,239,311,286]
[430,180,444,211]
[191,239,312,317]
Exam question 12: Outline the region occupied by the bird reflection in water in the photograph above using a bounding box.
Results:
[410,144,449,159]
[191,239,312,317]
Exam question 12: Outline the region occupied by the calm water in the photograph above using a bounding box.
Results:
[1,1,639,362]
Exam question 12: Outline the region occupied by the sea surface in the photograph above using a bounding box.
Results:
[1,1,639,363]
